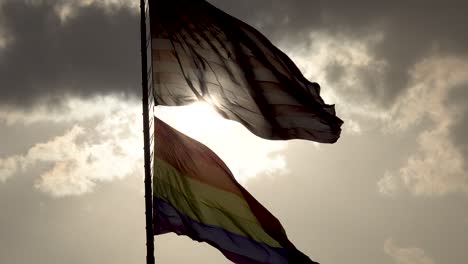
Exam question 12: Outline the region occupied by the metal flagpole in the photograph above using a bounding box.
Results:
[140,0,155,263]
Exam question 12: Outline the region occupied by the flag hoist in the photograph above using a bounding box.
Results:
[140,0,343,263]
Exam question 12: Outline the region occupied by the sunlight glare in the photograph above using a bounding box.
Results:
[155,102,288,183]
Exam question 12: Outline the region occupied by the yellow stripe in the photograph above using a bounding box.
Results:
[153,158,281,248]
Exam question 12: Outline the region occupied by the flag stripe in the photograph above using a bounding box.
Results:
[153,60,280,82]
[154,160,256,223]
[153,117,318,263]
[154,198,289,264]
[154,157,281,247]
[152,60,281,84]
[155,121,245,197]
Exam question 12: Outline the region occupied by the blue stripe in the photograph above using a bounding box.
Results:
[154,198,289,264]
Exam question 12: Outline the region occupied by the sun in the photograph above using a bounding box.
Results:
[154,101,225,139]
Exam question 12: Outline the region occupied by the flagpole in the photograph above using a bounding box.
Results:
[140,0,155,264]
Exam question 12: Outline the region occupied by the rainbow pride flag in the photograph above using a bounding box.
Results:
[153,117,318,264]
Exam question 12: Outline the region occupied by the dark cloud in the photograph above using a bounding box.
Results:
[0,1,140,108]
[1,0,467,109]
[324,62,344,84]
[212,0,468,107]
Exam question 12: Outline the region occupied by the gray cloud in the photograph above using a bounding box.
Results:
[0,167,147,264]
[384,238,435,264]
[378,57,468,196]
[213,0,468,107]
[1,0,467,110]
[0,0,140,108]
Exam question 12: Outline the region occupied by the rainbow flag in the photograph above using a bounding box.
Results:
[153,117,318,264]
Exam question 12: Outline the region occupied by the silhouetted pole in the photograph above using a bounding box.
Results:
[140,0,155,264]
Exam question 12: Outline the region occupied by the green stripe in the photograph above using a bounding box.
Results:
[153,158,281,248]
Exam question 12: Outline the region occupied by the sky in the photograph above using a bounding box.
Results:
[1,0,467,263]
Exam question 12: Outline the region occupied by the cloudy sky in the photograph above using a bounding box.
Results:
[1,0,467,263]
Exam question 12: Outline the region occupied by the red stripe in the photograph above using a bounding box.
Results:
[154,117,244,197]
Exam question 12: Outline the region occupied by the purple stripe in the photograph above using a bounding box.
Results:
[154,198,289,264]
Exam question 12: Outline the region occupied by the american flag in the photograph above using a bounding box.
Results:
[148,0,343,143]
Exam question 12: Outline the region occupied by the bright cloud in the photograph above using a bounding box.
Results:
[0,97,289,196]
[278,26,468,198]
[384,238,435,264]
[0,31,8,49]
[0,155,22,182]
[281,31,389,134]
[0,100,143,196]
[379,56,468,196]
